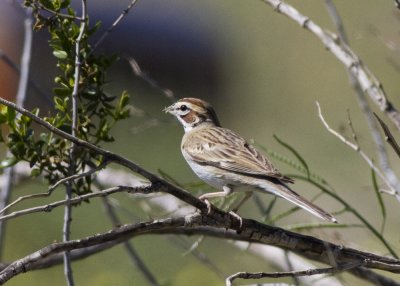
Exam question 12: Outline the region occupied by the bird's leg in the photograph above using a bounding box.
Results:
[199,186,243,229]
[199,185,233,215]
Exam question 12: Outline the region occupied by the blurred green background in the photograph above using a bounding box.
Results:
[1,0,400,285]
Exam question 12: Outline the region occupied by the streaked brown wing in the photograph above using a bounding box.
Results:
[182,127,294,183]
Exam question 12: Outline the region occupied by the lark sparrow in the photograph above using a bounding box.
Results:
[164,98,337,223]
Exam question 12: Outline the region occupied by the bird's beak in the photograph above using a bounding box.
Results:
[163,104,174,114]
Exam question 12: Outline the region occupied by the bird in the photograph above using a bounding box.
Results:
[164,97,337,223]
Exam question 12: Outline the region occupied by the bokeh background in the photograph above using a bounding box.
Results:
[1,0,400,285]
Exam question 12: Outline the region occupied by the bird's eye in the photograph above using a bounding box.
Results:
[179,105,188,111]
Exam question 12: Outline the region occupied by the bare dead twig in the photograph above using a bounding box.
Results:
[0,160,109,215]
[225,262,362,286]
[316,102,397,197]
[0,185,151,223]
[91,0,140,53]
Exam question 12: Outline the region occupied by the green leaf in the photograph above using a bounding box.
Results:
[0,157,18,169]
[53,50,68,59]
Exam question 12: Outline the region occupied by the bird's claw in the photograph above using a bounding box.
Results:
[199,197,213,215]
[229,211,243,229]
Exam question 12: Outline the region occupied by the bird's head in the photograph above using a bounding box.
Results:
[164,98,221,132]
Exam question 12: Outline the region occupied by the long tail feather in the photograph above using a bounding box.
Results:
[263,183,337,223]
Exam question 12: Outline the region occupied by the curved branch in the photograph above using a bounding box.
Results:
[0,213,399,284]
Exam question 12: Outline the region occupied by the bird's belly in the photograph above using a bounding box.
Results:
[187,160,243,190]
[186,160,230,190]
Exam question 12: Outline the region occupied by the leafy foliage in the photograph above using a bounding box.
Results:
[0,0,130,194]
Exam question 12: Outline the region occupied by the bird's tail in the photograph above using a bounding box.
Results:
[262,182,337,223]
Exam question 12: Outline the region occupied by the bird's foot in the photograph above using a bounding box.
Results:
[228,211,243,229]
[199,196,213,215]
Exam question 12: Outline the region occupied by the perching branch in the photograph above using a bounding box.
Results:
[0,212,399,285]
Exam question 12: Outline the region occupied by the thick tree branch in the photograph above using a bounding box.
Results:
[0,213,399,284]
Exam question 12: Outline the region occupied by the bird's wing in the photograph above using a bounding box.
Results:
[182,127,293,183]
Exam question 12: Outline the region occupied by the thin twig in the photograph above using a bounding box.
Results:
[225,262,362,286]
[32,1,83,20]
[91,0,140,54]
[0,160,107,215]
[51,161,109,193]
[316,102,397,196]
[0,185,150,223]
